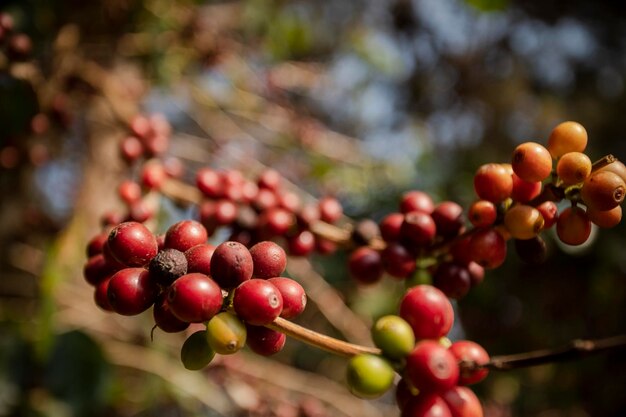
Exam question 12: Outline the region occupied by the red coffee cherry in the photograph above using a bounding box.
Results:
[86,232,108,257]
[432,201,465,238]
[287,230,316,256]
[83,254,114,286]
[185,243,216,276]
[257,207,295,237]
[196,167,224,198]
[94,276,114,312]
[268,277,307,319]
[120,136,144,163]
[511,173,542,203]
[536,201,558,229]
[379,212,405,242]
[153,295,190,333]
[400,190,435,214]
[441,386,483,417]
[296,204,320,229]
[348,247,384,284]
[130,114,154,139]
[580,170,626,211]
[511,142,553,183]
[449,236,474,266]
[127,199,155,223]
[318,196,343,223]
[165,220,208,252]
[556,206,591,246]
[473,163,513,203]
[118,180,142,205]
[432,262,471,300]
[253,188,279,212]
[401,211,437,246]
[167,273,223,323]
[449,340,490,385]
[210,241,254,288]
[351,219,381,246]
[468,228,507,269]
[257,169,282,190]
[401,394,452,417]
[406,340,459,394]
[382,243,417,279]
[468,200,497,228]
[140,160,167,190]
[107,268,158,316]
[279,191,302,213]
[107,221,158,267]
[400,285,454,339]
[467,261,485,287]
[245,324,287,356]
[233,279,283,325]
[249,241,287,279]
[547,121,588,159]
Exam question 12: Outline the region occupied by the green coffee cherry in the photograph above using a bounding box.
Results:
[206,312,247,355]
[346,354,395,399]
[372,315,415,360]
[438,336,452,348]
[181,330,215,370]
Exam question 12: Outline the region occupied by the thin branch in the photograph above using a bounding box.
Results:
[462,334,626,372]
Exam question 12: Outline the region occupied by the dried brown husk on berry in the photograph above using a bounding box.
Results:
[149,248,188,286]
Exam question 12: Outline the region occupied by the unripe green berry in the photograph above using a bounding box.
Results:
[181,330,215,370]
[372,315,415,360]
[346,354,395,399]
[405,268,433,289]
[206,312,247,355]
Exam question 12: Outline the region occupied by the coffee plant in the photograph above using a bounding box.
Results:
[3,2,626,417]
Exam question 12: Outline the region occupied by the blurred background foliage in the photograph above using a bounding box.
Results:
[2,0,626,416]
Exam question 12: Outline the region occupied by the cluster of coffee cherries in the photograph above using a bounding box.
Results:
[346,285,488,416]
[83,219,307,368]
[0,13,32,66]
[348,121,626,301]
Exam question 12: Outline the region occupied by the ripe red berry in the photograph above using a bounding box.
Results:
[257,207,295,237]
[473,163,513,203]
[185,243,216,276]
[257,169,282,190]
[164,220,208,252]
[318,196,343,223]
[536,201,558,229]
[86,233,108,257]
[400,190,435,214]
[140,160,167,190]
[250,241,287,279]
[401,211,437,246]
[268,277,307,318]
[401,394,452,417]
[432,201,465,238]
[196,167,224,198]
[468,228,507,269]
[449,340,490,385]
[233,279,283,325]
[441,386,483,417]
[433,262,471,300]
[400,285,454,339]
[107,221,158,267]
[118,180,142,205]
[167,273,223,323]
[107,268,158,316]
[379,212,404,242]
[288,230,316,256]
[120,136,144,162]
[556,206,591,246]
[511,173,542,203]
[348,247,384,284]
[406,340,459,394]
[210,241,254,288]
[245,324,287,355]
[94,276,114,312]
[153,295,190,333]
[382,243,417,279]
[83,254,114,286]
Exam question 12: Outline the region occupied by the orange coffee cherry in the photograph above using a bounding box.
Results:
[504,205,544,240]
[556,206,592,246]
[580,170,626,211]
[512,142,553,183]
[556,152,592,186]
[547,121,588,159]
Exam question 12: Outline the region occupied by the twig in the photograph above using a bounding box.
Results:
[462,334,626,372]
